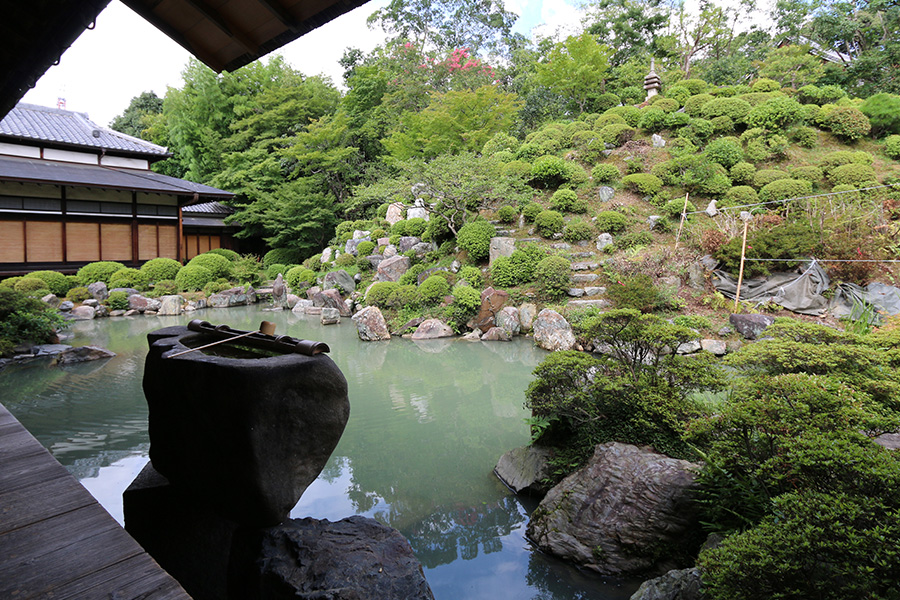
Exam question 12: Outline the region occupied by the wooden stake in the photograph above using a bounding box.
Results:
[734,219,750,312]
[167,321,276,358]
[674,193,690,250]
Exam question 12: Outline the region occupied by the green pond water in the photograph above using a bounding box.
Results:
[0,305,641,599]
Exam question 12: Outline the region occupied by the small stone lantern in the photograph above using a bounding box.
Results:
[644,58,661,101]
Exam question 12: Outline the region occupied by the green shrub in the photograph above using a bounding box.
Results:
[790,165,824,183]
[534,210,565,237]
[522,202,543,223]
[662,199,697,220]
[591,163,621,182]
[705,136,744,168]
[175,265,213,292]
[398,263,427,286]
[622,173,663,196]
[549,189,587,213]
[335,252,356,267]
[0,276,22,289]
[404,217,427,237]
[206,248,240,261]
[497,205,518,223]
[77,261,126,285]
[141,257,182,282]
[14,277,48,294]
[860,93,900,136]
[752,169,790,188]
[27,271,70,296]
[639,107,667,132]
[0,288,66,354]
[665,111,692,129]
[664,86,692,105]
[419,275,450,305]
[444,284,481,331]
[683,93,714,117]
[725,185,758,205]
[819,150,874,173]
[366,282,398,307]
[263,248,301,268]
[751,77,781,91]
[596,210,629,234]
[592,92,621,112]
[594,113,626,128]
[789,125,818,148]
[106,290,130,310]
[598,123,635,146]
[187,253,233,279]
[729,161,756,184]
[885,134,900,159]
[710,115,735,134]
[458,265,484,288]
[615,230,653,250]
[825,106,871,141]
[66,286,91,302]
[356,241,376,257]
[534,255,571,299]
[386,284,420,309]
[715,222,817,276]
[153,280,177,295]
[231,254,263,286]
[202,281,229,297]
[758,178,813,203]
[482,132,520,155]
[109,268,150,290]
[490,256,519,287]
[564,218,595,243]
[652,97,680,113]
[700,97,752,122]
[672,315,712,331]
[681,118,714,144]
[745,96,804,130]
[285,266,316,291]
[604,105,642,127]
[606,273,669,312]
[827,163,877,187]
[457,220,496,261]
[530,155,574,188]
[266,263,287,279]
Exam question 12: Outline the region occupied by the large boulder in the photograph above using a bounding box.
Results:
[410,319,455,340]
[323,269,356,294]
[468,287,509,331]
[56,345,115,364]
[352,306,391,341]
[272,274,287,308]
[320,307,341,325]
[489,237,516,265]
[376,255,411,282]
[385,202,404,225]
[630,568,704,600]
[518,303,538,332]
[496,306,521,336]
[88,281,108,301]
[532,309,576,351]
[481,326,511,342]
[232,516,434,600]
[69,305,96,321]
[128,294,161,312]
[157,295,184,316]
[527,442,701,577]
[398,236,421,253]
[321,289,351,317]
[495,445,553,497]
[729,313,776,340]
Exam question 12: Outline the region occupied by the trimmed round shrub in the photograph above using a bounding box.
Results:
[594,113,626,128]
[386,284,420,309]
[399,264,427,286]
[366,282,398,307]
[700,97,752,123]
[638,107,667,132]
[456,220,496,262]
[482,132,520,155]
[664,86,692,105]
[751,77,781,91]
[530,155,573,188]
[106,291,130,311]
[0,276,23,289]
[356,241,376,257]
[652,97,680,113]
[789,125,818,148]
[109,268,150,290]
[66,287,91,302]
[665,111,691,129]
[522,202,543,223]
[404,217,427,237]
[825,106,871,141]
[679,79,709,95]
[202,281,230,297]
[622,173,663,196]
[141,257,181,282]
[458,265,484,288]
[827,163,877,187]
[335,253,356,267]
[598,123,635,146]
[684,93,714,117]
[187,253,233,279]
[604,105,641,127]
[753,169,790,188]
[14,277,48,294]
[515,142,547,161]
[534,255,571,299]
[710,115,735,134]
[860,93,900,136]
[285,266,316,291]
[175,265,213,292]
[705,137,744,169]
[606,273,665,312]
[885,135,900,159]
[77,261,126,286]
[596,211,628,234]
[391,220,410,236]
[662,198,697,220]
[490,256,519,287]
[497,205,518,224]
[450,284,480,312]
[419,275,450,305]
[592,163,621,182]
[725,185,758,205]
[153,280,177,295]
[759,178,814,203]
[819,150,874,173]
[745,96,804,130]
[615,231,653,250]
[550,189,587,213]
[790,166,824,183]
[206,248,240,261]
[266,263,288,279]
[503,160,533,180]
[616,86,644,105]
[534,210,565,238]
[591,92,621,112]
[682,118,714,143]
[27,271,70,296]
[563,219,594,243]
[263,248,301,268]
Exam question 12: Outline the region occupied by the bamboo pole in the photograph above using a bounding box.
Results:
[674,193,690,250]
[167,321,276,358]
[734,218,750,312]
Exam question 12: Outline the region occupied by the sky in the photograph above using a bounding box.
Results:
[22,0,584,128]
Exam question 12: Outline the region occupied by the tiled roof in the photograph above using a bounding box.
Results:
[0,103,170,157]
[182,201,234,215]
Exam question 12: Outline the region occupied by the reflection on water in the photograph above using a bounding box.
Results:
[1,306,641,599]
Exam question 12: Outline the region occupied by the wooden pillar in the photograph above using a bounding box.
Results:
[131,191,139,266]
[61,186,68,263]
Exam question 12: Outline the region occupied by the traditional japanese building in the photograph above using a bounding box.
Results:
[0,102,234,276]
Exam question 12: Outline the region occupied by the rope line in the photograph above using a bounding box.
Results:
[683,182,900,216]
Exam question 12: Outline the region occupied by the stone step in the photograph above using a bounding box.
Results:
[571,261,600,271]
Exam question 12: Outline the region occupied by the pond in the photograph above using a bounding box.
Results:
[0,305,641,600]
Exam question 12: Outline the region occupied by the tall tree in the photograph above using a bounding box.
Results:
[671,0,734,77]
[758,43,826,88]
[109,91,162,138]
[584,0,674,66]
[535,33,612,114]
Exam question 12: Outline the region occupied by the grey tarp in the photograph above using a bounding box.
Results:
[830,282,900,320]
[712,260,831,316]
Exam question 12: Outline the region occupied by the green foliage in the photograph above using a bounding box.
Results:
[758,178,813,203]
[419,275,450,305]
[109,268,150,291]
[522,202,543,223]
[263,248,302,269]
[106,291,131,311]
[652,97,680,113]
[638,107,667,132]
[535,33,612,113]
[563,218,594,243]
[153,280,178,296]
[77,261,126,286]
[14,278,48,295]
[529,155,574,188]
[751,78,781,92]
[534,210,565,238]
[752,169,790,188]
[0,277,22,289]
[231,255,263,286]
[595,210,628,234]
[457,265,483,288]
[860,93,900,137]
[789,125,818,148]
[604,105,642,127]
[356,241,376,257]
[549,189,587,213]
[705,136,744,168]
[591,163,621,182]
[672,315,712,331]
[27,271,71,296]
[606,273,670,313]
[683,93,714,116]
[789,165,823,183]
[386,284,420,310]
[266,263,287,279]
[725,185,758,205]
[497,205,518,223]
[827,163,877,187]
[710,115,734,134]
[715,222,817,276]
[597,123,635,146]
[622,173,663,196]
[593,113,626,128]
[445,284,482,331]
[745,96,804,130]
[141,257,182,282]
[482,132,520,155]
[825,106,872,141]
[335,252,356,267]
[285,266,316,291]
[665,111,691,129]
[66,287,91,303]
[729,161,756,184]
[615,230,653,250]
[366,281,398,308]
[398,263,427,286]
[187,253,233,279]
[456,220,496,262]
[700,97,752,122]
[206,247,240,261]
[0,288,66,354]
[885,134,900,159]
[534,255,571,299]
[175,265,213,292]
[662,199,697,220]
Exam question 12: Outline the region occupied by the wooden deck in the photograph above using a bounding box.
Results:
[0,403,191,599]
